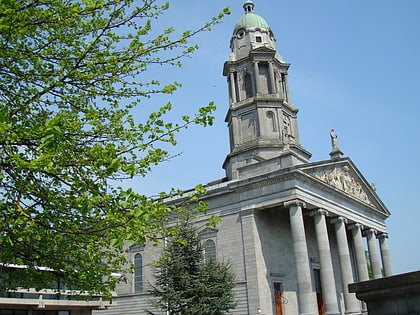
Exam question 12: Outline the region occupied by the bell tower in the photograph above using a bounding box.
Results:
[223,1,311,180]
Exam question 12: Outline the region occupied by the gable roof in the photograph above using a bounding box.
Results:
[298,157,390,217]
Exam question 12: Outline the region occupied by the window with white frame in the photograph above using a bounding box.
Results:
[204,239,216,263]
[200,227,218,263]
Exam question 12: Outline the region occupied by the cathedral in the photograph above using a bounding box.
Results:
[95,2,392,314]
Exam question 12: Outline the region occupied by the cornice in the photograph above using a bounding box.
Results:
[228,170,298,193]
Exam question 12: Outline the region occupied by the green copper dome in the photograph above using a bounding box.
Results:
[233,1,270,33]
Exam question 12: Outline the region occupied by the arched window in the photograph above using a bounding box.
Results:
[266,111,277,132]
[204,239,216,263]
[134,253,143,293]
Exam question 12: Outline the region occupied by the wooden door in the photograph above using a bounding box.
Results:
[274,282,283,315]
[314,268,325,315]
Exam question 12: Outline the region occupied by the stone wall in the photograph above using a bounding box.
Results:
[349,270,420,315]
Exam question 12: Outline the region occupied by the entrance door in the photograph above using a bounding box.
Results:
[313,268,325,315]
[273,282,283,315]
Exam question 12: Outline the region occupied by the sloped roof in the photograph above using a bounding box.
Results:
[298,157,390,217]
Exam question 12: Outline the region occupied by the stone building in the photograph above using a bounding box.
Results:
[95,1,392,314]
[0,265,109,315]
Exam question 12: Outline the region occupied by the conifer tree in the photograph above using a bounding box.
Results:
[150,221,236,315]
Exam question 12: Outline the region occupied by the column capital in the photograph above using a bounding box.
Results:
[377,232,389,239]
[363,228,377,237]
[348,222,364,231]
[284,199,306,209]
[309,209,328,217]
[330,216,347,225]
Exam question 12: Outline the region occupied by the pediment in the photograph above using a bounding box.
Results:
[129,244,144,253]
[250,46,276,55]
[300,159,390,216]
[199,227,218,239]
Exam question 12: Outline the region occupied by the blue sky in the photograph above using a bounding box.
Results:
[131,1,420,275]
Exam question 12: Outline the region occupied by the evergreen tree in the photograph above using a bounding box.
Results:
[150,221,236,315]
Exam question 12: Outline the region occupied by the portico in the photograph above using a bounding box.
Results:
[248,188,391,315]
[219,149,392,315]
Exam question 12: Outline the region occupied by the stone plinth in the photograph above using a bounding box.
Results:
[348,270,420,315]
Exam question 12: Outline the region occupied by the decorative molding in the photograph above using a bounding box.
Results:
[129,244,144,253]
[348,223,364,231]
[364,228,377,237]
[377,232,389,239]
[270,272,286,278]
[231,173,296,193]
[284,199,306,209]
[309,209,328,217]
[313,166,373,205]
[330,216,348,225]
[200,227,218,239]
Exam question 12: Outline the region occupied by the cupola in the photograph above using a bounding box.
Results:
[230,0,276,61]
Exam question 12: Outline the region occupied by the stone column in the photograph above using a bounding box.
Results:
[285,200,317,315]
[312,209,339,315]
[378,233,392,277]
[268,62,276,94]
[282,73,291,102]
[229,72,237,103]
[332,217,360,314]
[366,229,382,279]
[350,224,369,282]
[253,61,260,94]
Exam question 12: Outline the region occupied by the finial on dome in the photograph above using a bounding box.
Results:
[243,0,254,14]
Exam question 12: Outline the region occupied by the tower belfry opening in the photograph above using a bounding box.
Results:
[243,0,254,13]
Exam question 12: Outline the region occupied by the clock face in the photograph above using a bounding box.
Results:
[237,29,245,39]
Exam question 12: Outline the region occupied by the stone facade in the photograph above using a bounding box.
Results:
[95,2,392,315]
